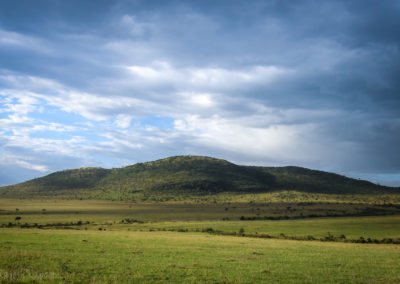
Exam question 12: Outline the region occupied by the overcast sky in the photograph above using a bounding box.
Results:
[0,0,399,186]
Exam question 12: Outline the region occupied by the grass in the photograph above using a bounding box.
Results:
[1,199,400,239]
[1,229,400,283]
[2,197,400,223]
[1,198,400,283]
[121,215,400,240]
[2,156,398,200]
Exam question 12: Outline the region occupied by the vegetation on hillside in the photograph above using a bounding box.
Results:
[0,167,110,198]
[96,156,276,195]
[0,155,397,200]
[260,166,389,194]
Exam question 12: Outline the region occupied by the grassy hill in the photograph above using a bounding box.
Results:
[0,167,110,198]
[0,155,397,199]
[260,166,388,194]
[96,156,276,194]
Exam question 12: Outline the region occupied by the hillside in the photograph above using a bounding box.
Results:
[0,155,396,199]
[260,166,389,194]
[0,167,110,198]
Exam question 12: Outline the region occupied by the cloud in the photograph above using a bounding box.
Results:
[120,14,152,36]
[125,61,293,91]
[0,0,399,186]
[14,159,49,172]
[0,29,52,54]
[114,114,133,128]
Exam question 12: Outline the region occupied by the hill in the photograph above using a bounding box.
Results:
[0,155,397,199]
[0,167,110,198]
[260,166,389,194]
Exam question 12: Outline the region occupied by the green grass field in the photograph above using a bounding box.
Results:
[1,229,399,283]
[1,198,400,283]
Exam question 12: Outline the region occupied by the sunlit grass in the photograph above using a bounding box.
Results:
[1,198,400,283]
[0,229,399,283]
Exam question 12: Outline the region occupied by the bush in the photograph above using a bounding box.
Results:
[323,232,335,242]
[203,227,214,233]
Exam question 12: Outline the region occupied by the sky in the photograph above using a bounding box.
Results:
[0,0,399,187]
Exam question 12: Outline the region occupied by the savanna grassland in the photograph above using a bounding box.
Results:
[1,229,400,283]
[1,157,400,283]
[1,196,400,283]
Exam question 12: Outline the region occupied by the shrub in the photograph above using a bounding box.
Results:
[324,232,335,241]
[203,227,214,233]
[358,237,366,243]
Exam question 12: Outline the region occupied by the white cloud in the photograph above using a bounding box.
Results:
[1,64,290,124]
[98,131,143,151]
[125,61,293,91]
[14,160,49,172]
[0,155,49,173]
[125,61,180,84]
[4,134,85,155]
[173,114,319,162]
[188,65,290,87]
[1,85,163,123]
[179,92,216,108]
[0,70,351,169]
[114,114,133,128]
[0,29,52,54]
[1,92,39,115]
[31,122,81,133]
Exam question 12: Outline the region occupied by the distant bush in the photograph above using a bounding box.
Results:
[202,227,214,233]
[120,218,144,224]
[322,232,335,242]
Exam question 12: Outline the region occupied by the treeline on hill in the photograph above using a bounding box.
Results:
[0,155,397,199]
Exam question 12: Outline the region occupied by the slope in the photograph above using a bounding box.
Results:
[0,155,396,199]
[260,166,393,194]
[96,155,276,195]
[0,167,110,198]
